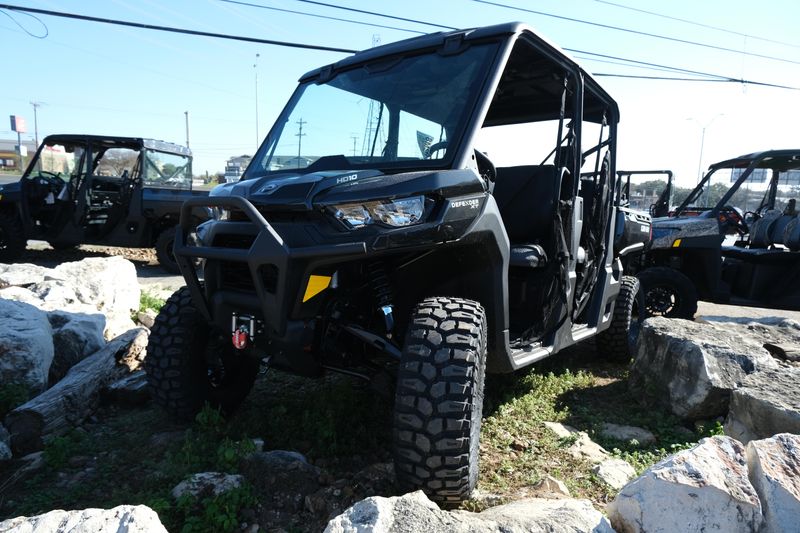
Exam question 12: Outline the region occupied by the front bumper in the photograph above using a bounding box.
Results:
[175,196,367,336]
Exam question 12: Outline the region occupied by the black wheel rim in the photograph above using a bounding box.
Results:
[645,285,679,316]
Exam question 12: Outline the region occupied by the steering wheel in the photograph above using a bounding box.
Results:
[720,205,748,235]
[474,150,496,184]
[425,141,448,159]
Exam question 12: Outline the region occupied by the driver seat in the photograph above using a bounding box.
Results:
[748,210,781,248]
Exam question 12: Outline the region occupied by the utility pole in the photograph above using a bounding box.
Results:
[350,135,358,157]
[30,101,42,147]
[295,118,307,168]
[184,110,190,148]
[254,53,260,151]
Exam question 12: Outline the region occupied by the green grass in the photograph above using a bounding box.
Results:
[2,347,714,527]
[0,383,30,419]
[139,291,166,314]
[476,350,717,504]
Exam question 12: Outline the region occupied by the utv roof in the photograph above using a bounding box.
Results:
[300,22,618,124]
[40,134,192,157]
[709,149,800,171]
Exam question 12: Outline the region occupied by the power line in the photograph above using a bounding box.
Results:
[290,0,455,30]
[218,0,424,35]
[565,48,732,81]
[277,1,800,88]
[470,0,800,67]
[0,3,358,53]
[594,74,733,82]
[3,2,796,91]
[0,5,47,37]
[594,73,799,90]
[593,0,800,50]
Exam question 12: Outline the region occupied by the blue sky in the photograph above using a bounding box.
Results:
[2,0,799,185]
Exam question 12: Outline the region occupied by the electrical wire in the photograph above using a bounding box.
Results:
[471,0,800,66]
[593,0,800,50]
[0,3,358,54]
[595,73,799,90]
[218,0,425,35]
[290,0,455,30]
[0,5,47,37]
[4,2,797,90]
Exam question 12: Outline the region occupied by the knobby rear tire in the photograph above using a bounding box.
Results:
[596,275,640,362]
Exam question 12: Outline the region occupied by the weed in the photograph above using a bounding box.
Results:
[0,383,30,418]
[138,291,166,314]
[173,485,257,533]
[43,430,88,468]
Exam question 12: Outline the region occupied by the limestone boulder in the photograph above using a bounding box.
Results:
[325,490,614,532]
[543,422,610,463]
[608,436,762,533]
[0,299,54,395]
[629,317,777,420]
[52,257,140,315]
[47,310,106,385]
[0,263,55,288]
[746,433,800,533]
[0,257,140,341]
[0,504,167,532]
[592,458,636,490]
[699,316,800,349]
[171,472,244,500]
[725,367,800,444]
[599,423,656,446]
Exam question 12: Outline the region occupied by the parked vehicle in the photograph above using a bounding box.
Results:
[617,169,673,218]
[145,22,649,506]
[630,150,800,318]
[0,134,209,272]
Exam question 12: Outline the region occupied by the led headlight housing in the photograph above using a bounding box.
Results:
[331,195,426,229]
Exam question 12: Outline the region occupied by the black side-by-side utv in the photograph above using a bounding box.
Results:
[630,150,800,318]
[0,134,208,272]
[145,22,650,506]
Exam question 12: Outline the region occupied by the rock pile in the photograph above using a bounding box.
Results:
[0,257,145,460]
[608,434,800,533]
[630,316,800,443]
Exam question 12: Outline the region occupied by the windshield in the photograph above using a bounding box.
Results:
[143,149,192,189]
[679,165,770,213]
[26,140,86,183]
[247,43,497,178]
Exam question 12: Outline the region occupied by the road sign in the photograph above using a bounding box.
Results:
[10,115,27,134]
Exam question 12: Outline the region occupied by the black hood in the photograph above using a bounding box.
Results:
[210,168,485,210]
[0,179,22,203]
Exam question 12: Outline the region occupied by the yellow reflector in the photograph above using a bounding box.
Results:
[302,275,331,302]
[672,239,682,248]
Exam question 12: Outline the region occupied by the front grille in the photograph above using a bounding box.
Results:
[219,261,254,292]
[218,262,278,294]
[213,233,256,249]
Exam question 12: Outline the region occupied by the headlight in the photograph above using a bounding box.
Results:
[331,196,425,229]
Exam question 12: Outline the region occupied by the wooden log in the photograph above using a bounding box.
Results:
[5,328,149,455]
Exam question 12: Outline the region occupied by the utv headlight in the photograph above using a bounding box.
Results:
[331,196,425,229]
